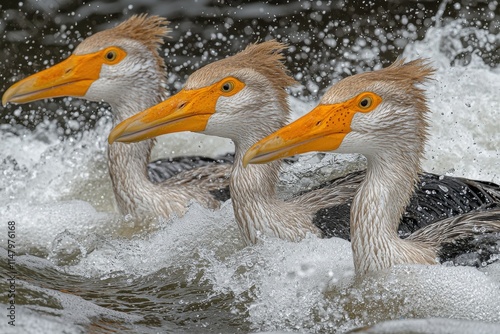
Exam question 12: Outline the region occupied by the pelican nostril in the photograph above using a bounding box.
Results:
[65,68,72,74]
[178,102,186,109]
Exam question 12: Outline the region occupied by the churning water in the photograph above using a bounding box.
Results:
[1,1,500,333]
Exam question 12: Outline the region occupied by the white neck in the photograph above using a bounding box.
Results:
[350,132,437,274]
[228,104,322,244]
[107,93,163,217]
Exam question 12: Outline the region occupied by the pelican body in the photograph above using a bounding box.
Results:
[243,59,500,274]
[3,15,232,219]
[108,41,500,257]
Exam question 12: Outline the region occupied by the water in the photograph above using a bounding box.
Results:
[1,0,500,333]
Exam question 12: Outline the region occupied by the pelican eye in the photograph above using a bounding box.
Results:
[221,81,234,93]
[358,96,373,109]
[105,50,117,61]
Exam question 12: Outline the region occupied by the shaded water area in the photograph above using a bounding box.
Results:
[1,0,500,333]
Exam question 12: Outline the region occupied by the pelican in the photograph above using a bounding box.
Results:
[108,41,500,249]
[2,15,231,219]
[244,59,500,274]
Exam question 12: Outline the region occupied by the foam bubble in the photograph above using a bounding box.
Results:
[403,20,500,183]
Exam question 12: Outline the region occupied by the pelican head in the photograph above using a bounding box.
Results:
[2,14,170,108]
[243,59,434,166]
[108,40,297,145]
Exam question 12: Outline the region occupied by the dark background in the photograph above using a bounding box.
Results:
[0,0,498,133]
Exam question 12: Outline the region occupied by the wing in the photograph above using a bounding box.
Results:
[167,163,232,202]
[298,170,500,242]
[399,172,500,236]
[147,153,234,183]
[409,203,500,266]
[291,170,364,240]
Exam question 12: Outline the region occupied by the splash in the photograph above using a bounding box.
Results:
[403,19,500,183]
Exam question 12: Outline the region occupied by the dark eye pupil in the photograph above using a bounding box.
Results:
[223,84,230,91]
[107,52,114,60]
[360,99,368,107]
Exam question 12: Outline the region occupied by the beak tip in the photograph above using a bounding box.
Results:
[108,120,134,145]
[242,153,253,168]
[107,134,117,145]
[2,91,12,107]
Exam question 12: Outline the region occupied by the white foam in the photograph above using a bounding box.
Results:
[403,21,500,183]
[196,234,500,332]
[0,120,114,209]
[351,317,500,334]
[61,201,244,278]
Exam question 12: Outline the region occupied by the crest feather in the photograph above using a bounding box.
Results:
[186,40,297,114]
[376,58,435,86]
[322,58,435,112]
[233,40,298,89]
[74,14,171,81]
[111,14,171,54]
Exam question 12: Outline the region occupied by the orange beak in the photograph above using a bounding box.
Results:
[2,51,116,106]
[108,78,245,144]
[243,93,381,166]
[108,86,219,144]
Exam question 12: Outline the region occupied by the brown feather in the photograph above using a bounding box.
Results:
[111,14,171,55]
[74,14,170,78]
[186,40,297,114]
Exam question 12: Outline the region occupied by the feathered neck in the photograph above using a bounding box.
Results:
[107,87,164,217]
[230,97,285,207]
[229,100,321,244]
[350,105,437,274]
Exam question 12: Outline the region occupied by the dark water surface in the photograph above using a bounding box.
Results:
[1,1,500,333]
[1,0,499,132]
